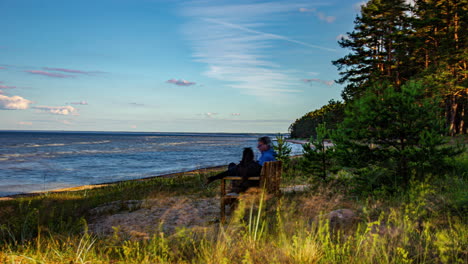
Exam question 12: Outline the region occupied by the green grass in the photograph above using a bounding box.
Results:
[0,155,467,263]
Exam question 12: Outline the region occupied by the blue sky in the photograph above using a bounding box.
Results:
[0,0,364,133]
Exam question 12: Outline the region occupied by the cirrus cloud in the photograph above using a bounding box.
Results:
[18,121,33,126]
[166,79,196,86]
[303,78,335,87]
[336,34,350,41]
[33,105,77,115]
[25,70,75,78]
[0,94,32,110]
[299,7,336,23]
[69,101,88,105]
[0,85,17,89]
[44,67,105,75]
[205,112,218,118]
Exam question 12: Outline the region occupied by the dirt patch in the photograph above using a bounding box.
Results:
[88,196,220,238]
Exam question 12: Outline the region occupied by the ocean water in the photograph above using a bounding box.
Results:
[0,131,302,197]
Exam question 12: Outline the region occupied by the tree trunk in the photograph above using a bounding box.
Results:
[460,101,465,134]
[449,95,458,136]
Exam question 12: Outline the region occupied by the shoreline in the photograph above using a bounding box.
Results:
[285,139,309,144]
[0,165,227,201]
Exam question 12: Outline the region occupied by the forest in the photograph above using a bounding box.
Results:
[289,0,467,139]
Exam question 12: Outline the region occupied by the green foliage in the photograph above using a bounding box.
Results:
[289,100,344,139]
[301,123,336,181]
[273,134,292,165]
[333,0,412,100]
[333,0,467,134]
[0,171,221,245]
[333,81,463,192]
[1,174,467,263]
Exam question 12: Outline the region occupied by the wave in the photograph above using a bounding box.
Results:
[25,143,65,148]
[75,140,111,145]
[6,140,111,149]
[160,142,191,146]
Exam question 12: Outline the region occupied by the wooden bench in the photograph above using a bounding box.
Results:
[220,161,282,223]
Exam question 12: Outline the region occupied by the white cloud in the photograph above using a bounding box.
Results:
[303,78,335,86]
[336,34,350,41]
[69,101,88,105]
[166,79,196,86]
[205,112,219,118]
[231,113,241,116]
[60,120,72,125]
[353,1,367,12]
[18,121,33,126]
[0,94,32,110]
[299,7,336,23]
[33,105,77,115]
[180,1,333,99]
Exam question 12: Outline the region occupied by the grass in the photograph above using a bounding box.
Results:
[0,153,467,263]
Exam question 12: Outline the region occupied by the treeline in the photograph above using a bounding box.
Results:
[289,0,467,138]
[289,100,344,139]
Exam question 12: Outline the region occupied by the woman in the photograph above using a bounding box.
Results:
[206,147,262,193]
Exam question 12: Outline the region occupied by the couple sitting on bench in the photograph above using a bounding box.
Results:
[206,136,277,194]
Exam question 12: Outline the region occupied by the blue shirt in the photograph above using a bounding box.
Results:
[258,148,277,166]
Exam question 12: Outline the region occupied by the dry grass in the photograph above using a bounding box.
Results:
[0,161,466,263]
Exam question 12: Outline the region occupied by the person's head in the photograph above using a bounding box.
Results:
[257,136,272,152]
[241,147,255,164]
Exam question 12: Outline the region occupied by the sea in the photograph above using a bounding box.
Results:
[0,131,303,197]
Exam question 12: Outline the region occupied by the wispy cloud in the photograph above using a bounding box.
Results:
[203,18,336,52]
[231,113,241,116]
[0,67,5,70]
[205,112,219,118]
[353,1,367,12]
[0,85,16,89]
[299,7,336,23]
[0,95,32,110]
[303,78,335,86]
[166,79,196,86]
[60,120,72,125]
[44,67,104,75]
[33,105,78,115]
[336,34,350,41]
[129,102,145,107]
[25,70,75,78]
[180,1,333,99]
[18,121,33,126]
[69,101,88,105]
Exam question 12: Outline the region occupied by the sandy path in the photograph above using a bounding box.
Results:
[88,195,220,238]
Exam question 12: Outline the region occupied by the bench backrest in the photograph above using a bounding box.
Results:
[260,161,282,195]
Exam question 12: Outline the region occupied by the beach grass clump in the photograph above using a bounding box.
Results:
[0,153,467,263]
[0,181,466,263]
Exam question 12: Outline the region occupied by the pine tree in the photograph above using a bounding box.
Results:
[301,123,335,180]
[333,0,412,101]
[412,0,468,135]
[333,81,462,190]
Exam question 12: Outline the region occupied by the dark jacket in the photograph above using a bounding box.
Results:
[208,160,262,193]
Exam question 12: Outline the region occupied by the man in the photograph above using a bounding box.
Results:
[257,136,277,165]
[205,136,277,188]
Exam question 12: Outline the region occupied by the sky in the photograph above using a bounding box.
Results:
[0,0,365,133]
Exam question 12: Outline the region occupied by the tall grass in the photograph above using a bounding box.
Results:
[0,156,466,263]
